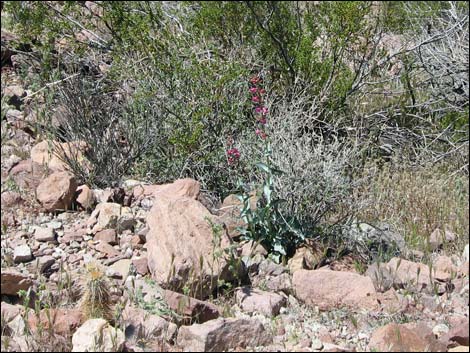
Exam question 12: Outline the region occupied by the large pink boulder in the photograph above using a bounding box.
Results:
[36,171,77,212]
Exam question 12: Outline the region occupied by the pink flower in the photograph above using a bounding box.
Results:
[249,87,258,94]
[250,75,260,84]
[259,88,266,95]
[227,148,241,164]
[252,96,261,103]
[258,117,267,125]
[256,129,267,139]
[255,106,268,115]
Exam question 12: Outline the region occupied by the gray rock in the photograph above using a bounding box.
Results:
[13,245,33,263]
[34,227,56,242]
[177,317,271,352]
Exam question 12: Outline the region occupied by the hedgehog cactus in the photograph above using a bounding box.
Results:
[79,263,114,322]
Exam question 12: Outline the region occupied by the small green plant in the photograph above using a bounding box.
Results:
[237,148,305,263]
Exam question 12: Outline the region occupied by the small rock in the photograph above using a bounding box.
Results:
[164,290,220,323]
[433,324,449,338]
[1,191,23,208]
[95,241,121,258]
[14,244,33,263]
[463,244,469,263]
[429,228,444,251]
[235,287,286,317]
[109,259,132,279]
[132,257,148,275]
[369,323,445,352]
[34,227,56,242]
[1,269,32,295]
[35,255,55,274]
[94,229,117,245]
[442,319,469,347]
[311,338,324,350]
[76,184,95,210]
[72,318,125,352]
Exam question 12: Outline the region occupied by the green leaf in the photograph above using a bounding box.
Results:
[256,162,271,174]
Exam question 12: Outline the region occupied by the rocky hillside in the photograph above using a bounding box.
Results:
[1,1,469,352]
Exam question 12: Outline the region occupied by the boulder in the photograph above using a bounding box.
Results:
[36,171,77,212]
[146,191,236,299]
[292,269,378,311]
[177,317,271,352]
[369,323,446,352]
[72,319,124,352]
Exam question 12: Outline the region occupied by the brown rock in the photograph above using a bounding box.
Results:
[133,178,200,200]
[292,269,378,311]
[132,257,149,275]
[429,228,444,251]
[177,317,271,352]
[10,159,48,190]
[1,191,23,208]
[1,269,33,295]
[433,255,459,281]
[31,140,89,172]
[235,287,286,317]
[218,193,257,238]
[369,323,446,352]
[94,229,117,245]
[386,257,438,293]
[121,305,177,342]
[442,319,470,347]
[163,290,220,324]
[88,202,121,233]
[36,171,77,212]
[28,308,83,336]
[76,184,95,210]
[146,194,234,299]
[1,302,22,322]
[94,241,121,258]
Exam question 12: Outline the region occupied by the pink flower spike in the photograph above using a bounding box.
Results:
[255,106,268,115]
[258,117,267,125]
[259,88,266,95]
[250,75,260,84]
[249,87,258,94]
[256,129,267,139]
[252,96,261,103]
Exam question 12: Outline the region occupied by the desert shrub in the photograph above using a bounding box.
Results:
[43,74,155,188]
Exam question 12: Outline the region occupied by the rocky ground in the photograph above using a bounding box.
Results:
[1,30,470,353]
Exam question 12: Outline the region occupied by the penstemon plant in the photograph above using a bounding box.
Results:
[234,73,305,263]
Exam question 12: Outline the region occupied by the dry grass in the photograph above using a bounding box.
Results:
[358,162,469,254]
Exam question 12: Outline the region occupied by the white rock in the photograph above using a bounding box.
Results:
[34,227,56,242]
[72,319,125,352]
[13,245,33,263]
[432,324,449,338]
[463,244,469,263]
